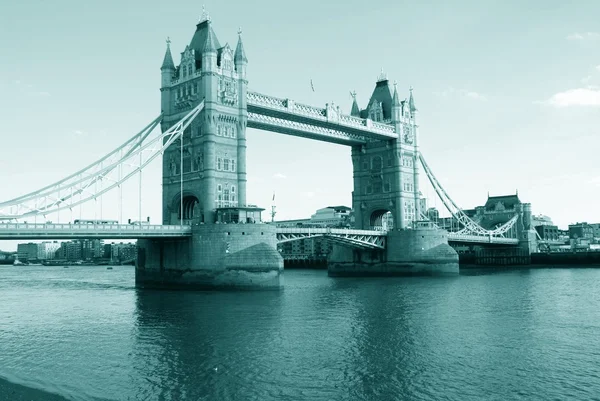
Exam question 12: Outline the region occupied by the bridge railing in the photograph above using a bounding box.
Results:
[0,223,189,231]
[276,227,385,236]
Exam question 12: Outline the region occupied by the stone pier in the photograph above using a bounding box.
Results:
[328,225,459,276]
[136,224,283,290]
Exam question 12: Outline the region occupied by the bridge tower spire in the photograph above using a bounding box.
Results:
[160,37,175,113]
[235,28,248,207]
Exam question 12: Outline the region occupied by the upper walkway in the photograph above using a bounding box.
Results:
[246,91,397,145]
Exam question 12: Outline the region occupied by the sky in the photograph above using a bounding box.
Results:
[1,0,600,250]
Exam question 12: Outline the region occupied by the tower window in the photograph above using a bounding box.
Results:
[217,184,222,192]
[231,186,235,193]
[224,159,229,171]
[231,160,236,172]
[217,158,222,170]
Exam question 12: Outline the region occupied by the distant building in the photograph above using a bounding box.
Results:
[37,241,61,260]
[81,239,104,260]
[568,222,594,240]
[276,205,352,261]
[17,243,39,262]
[590,223,600,239]
[535,225,559,241]
[55,241,83,261]
[532,214,554,227]
[426,207,439,221]
[276,205,352,229]
[110,243,137,263]
[310,206,352,227]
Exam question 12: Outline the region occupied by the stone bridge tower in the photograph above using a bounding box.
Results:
[350,72,420,230]
[137,12,283,290]
[159,11,248,225]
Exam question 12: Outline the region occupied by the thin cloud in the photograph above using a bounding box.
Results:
[596,65,600,72]
[13,79,50,97]
[73,130,87,136]
[544,87,600,107]
[301,191,315,198]
[434,87,487,101]
[566,32,600,41]
[273,173,287,179]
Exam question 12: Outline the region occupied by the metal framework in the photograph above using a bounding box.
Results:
[0,90,522,248]
[0,101,205,221]
[276,227,386,249]
[418,153,518,239]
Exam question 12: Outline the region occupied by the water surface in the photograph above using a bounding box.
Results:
[1,265,599,400]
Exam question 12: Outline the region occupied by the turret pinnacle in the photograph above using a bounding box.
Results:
[392,81,400,106]
[409,86,417,112]
[161,37,175,70]
[235,28,248,63]
[202,24,217,53]
[350,91,360,117]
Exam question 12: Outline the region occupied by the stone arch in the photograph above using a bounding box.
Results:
[172,192,203,223]
[369,208,395,231]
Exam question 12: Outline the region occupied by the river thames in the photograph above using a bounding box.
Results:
[1,265,599,401]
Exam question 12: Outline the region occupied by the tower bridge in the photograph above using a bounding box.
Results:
[0,11,537,289]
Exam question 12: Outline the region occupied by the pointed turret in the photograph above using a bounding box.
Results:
[391,82,401,123]
[234,28,248,64]
[202,24,217,54]
[350,91,360,117]
[409,86,417,112]
[161,37,175,71]
[392,83,400,106]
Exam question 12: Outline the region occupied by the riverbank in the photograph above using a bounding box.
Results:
[0,377,70,401]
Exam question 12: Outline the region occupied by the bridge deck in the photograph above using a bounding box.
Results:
[0,223,192,240]
[0,223,519,245]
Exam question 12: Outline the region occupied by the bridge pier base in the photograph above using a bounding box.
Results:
[328,227,459,276]
[136,224,283,290]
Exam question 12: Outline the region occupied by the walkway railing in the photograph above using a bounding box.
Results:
[0,223,192,240]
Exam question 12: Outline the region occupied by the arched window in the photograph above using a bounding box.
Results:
[231,160,236,172]
[231,186,236,194]
[371,156,383,172]
[217,158,222,170]
[224,159,229,171]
